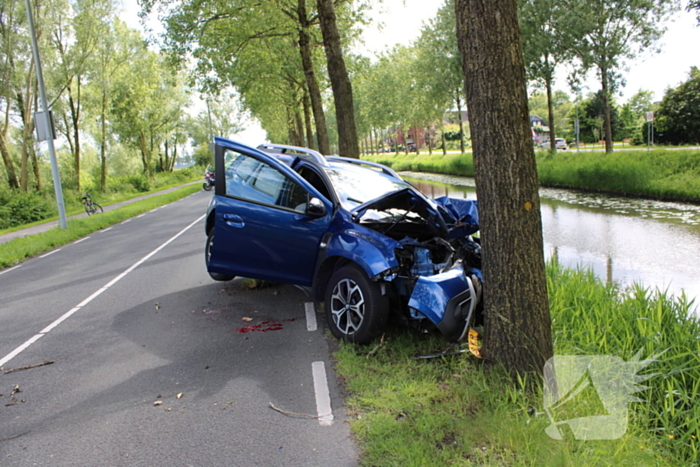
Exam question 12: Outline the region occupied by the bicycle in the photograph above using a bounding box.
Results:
[81,193,103,215]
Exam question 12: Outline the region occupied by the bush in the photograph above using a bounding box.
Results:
[124,173,151,192]
[0,190,55,229]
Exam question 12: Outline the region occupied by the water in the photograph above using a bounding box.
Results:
[403,172,700,308]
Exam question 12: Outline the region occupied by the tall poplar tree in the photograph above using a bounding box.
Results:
[455,0,552,375]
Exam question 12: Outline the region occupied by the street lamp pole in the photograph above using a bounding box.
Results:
[25,0,67,229]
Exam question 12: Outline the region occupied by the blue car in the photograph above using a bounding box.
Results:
[205,137,483,344]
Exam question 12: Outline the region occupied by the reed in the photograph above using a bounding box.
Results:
[334,262,699,465]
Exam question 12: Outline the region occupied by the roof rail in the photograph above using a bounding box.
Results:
[257,144,329,167]
[325,156,403,181]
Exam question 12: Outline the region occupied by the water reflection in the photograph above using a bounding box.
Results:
[404,172,700,308]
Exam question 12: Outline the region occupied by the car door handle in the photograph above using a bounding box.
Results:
[223,214,245,228]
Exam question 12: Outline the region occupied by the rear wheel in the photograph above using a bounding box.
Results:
[325,264,388,344]
[205,229,234,281]
[203,182,213,191]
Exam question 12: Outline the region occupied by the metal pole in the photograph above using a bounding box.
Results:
[25,0,67,229]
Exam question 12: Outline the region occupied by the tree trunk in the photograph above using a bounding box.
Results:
[302,89,315,150]
[545,60,556,151]
[297,0,330,155]
[294,107,305,147]
[100,90,107,191]
[455,92,466,153]
[600,65,614,153]
[0,131,19,189]
[67,76,82,191]
[316,0,359,158]
[455,0,552,376]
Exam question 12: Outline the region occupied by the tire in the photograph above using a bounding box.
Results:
[92,203,103,214]
[325,264,389,344]
[205,229,234,281]
[203,181,213,191]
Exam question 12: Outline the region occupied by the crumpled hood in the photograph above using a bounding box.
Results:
[352,188,447,237]
[433,196,479,238]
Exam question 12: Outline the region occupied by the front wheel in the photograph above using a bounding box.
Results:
[91,203,103,214]
[325,264,389,344]
[205,229,234,281]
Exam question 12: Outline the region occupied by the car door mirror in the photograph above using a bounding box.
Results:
[307,197,326,218]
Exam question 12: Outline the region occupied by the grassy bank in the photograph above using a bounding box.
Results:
[334,264,699,466]
[0,183,200,269]
[363,148,700,203]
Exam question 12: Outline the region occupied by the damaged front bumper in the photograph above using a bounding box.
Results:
[407,266,482,342]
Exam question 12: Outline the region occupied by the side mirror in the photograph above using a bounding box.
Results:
[307,197,326,218]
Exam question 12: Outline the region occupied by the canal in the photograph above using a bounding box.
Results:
[404,172,700,310]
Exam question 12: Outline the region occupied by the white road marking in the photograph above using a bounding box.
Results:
[136,214,146,218]
[0,334,43,368]
[0,214,205,368]
[305,302,317,332]
[101,227,113,233]
[73,236,90,244]
[39,249,61,258]
[121,219,132,224]
[312,361,334,426]
[0,265,23,276]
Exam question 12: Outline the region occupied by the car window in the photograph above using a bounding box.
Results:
[224,150,309,213]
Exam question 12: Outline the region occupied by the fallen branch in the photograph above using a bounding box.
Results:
[268,402,330,420]
[4,361,54,374]
[0,431,30,442]
[366,334,385,358]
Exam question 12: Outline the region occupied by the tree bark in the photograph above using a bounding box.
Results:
[316,0,359,158]
[302,89,315,150]
[297,0,330,155]
[455,0,552,376]
[0,131,19,189]
[67,76,82,191]
[455,92,466,153]
[544,55,556,151]
[100,90,107,191]
[600,64,614,153]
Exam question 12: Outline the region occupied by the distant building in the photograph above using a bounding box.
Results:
[529,115,550,144]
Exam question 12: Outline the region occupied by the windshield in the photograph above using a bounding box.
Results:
[325,163,408,209]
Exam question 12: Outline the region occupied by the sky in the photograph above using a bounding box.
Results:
[121,0,700,143]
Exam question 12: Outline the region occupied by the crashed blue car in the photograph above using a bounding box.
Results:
[205,137,483,344]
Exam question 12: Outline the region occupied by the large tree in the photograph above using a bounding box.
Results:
[519,0,570,151]
[561,0,678,153]
[656,66,700,144]
[455,0,552,375]
[316,0,359,157]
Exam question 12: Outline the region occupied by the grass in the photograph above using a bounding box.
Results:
[0,183,201,269]
[364,148,700,203]
[334,263,699,466]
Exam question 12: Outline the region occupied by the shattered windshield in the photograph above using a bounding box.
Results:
[325,163,408,209]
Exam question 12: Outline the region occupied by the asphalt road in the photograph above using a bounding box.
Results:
[0,190,357,466]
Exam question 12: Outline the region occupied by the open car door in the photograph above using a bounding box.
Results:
[206,138,333,286]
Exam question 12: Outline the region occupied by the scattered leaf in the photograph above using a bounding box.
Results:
[176,393,184,399]
[154,303,160,310]
[153,401,163,406]
[242,317,253,322]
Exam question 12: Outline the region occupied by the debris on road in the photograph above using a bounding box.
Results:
[3,361,54,374]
